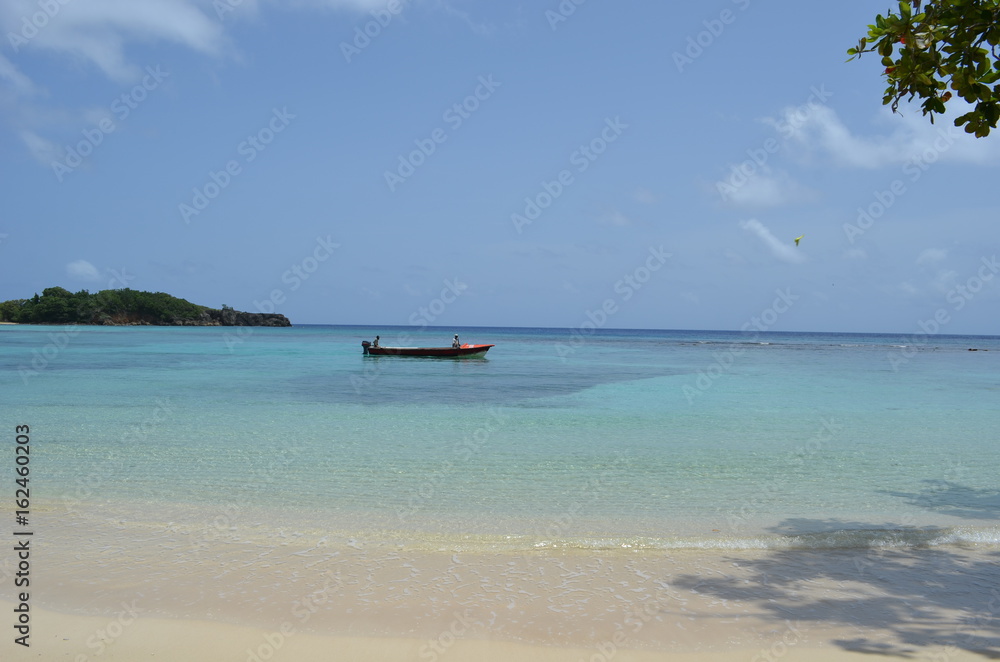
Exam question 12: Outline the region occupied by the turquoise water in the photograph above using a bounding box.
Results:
[3,324,999,551]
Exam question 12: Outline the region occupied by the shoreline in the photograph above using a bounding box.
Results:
[17,506,1000,660]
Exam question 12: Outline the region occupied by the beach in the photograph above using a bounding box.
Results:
[7,506,999,660]
[3,325,999,659]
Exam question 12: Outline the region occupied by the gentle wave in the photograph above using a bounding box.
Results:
[523,527,1000,552]
[301,526,1000,554]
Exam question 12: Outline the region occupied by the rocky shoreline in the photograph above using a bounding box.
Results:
[98,309,291,326]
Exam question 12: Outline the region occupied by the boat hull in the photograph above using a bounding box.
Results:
[363,343,494,358]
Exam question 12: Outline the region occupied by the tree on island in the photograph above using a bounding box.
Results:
[849,0,1000,137]
[0,288,290,326]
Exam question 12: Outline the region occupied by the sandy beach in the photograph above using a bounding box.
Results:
[17,601,993,662]
[6,502,999,661]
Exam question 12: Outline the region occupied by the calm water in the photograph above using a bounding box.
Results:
[3,324,999,551]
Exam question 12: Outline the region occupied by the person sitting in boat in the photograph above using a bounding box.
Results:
[372,335,380,348]
[452,334,461,348]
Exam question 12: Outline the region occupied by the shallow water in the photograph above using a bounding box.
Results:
[4,324,999,551]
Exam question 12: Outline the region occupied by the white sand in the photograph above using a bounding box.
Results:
[2,600,994,662]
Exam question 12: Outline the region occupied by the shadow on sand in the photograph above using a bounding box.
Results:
[671,501,1000,658]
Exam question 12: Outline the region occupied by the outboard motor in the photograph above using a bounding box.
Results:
[361,340,371,355]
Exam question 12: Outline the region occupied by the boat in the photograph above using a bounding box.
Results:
[361,340,494,358]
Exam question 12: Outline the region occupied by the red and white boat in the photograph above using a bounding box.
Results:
[361,340,494,358]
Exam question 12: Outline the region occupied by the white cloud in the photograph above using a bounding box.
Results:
[0,0,409,85]
[773,102,1000,168]
[600,210,632,227]
[916,248,947,266]
[634,188,656,204]
[66,260,102,282]
[19,130,59,166]
[721,170,813,208]
[843,248,868,260]
[739,218,806,264]
[0,52,34,96]
[1,0,230,82]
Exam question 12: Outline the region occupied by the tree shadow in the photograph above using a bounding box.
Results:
[880,481,1000,521]
[671,516,1000,658]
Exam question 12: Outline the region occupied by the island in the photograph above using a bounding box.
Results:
[0,287,291,326]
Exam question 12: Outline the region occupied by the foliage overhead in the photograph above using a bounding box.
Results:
[849,0,1000,137]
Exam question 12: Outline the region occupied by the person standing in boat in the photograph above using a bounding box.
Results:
[372,335,380,348]
[452,334,461,348]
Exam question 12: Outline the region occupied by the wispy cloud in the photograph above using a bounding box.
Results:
[739,218,805,264]
[19,130,59,166]
[600,210,633,227]
[1,0,228,82]
[775,102,1000,168]
[0,52,35,96]
[916,248,947,266]
[722,170,813,208]
[634,188,656,204]
[66,259,101,282]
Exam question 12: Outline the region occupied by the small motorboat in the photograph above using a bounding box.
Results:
[361,340,494,358]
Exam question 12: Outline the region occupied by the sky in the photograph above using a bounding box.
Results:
[1,0,998,334]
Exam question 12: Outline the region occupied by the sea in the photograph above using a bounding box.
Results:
[3,324,999,553]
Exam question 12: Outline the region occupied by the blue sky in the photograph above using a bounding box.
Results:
[1,0,998,333]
